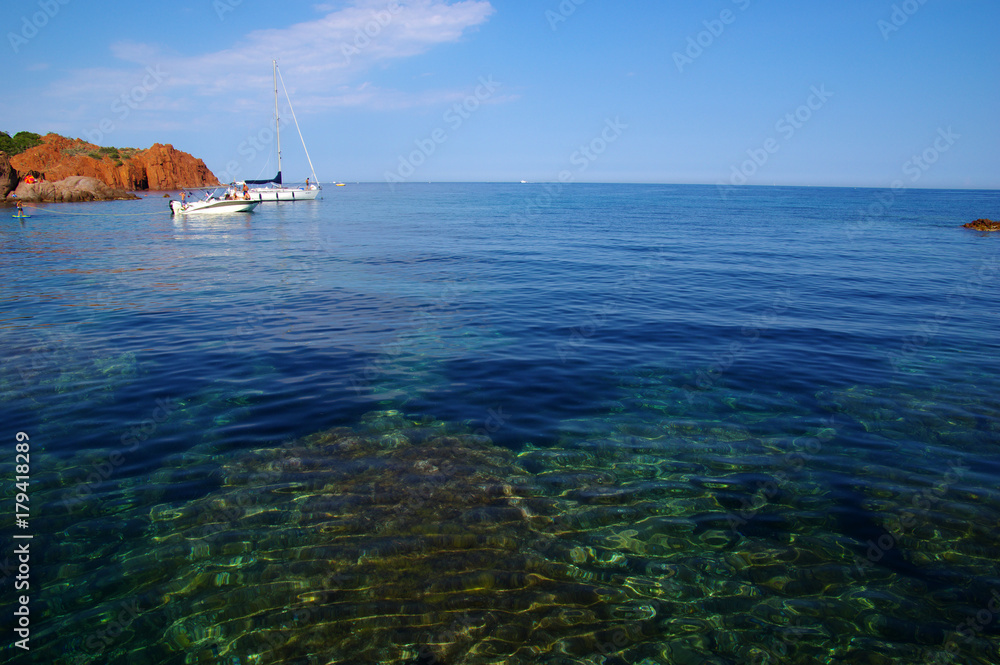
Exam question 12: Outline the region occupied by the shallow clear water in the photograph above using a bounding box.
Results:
[1,183,998,664]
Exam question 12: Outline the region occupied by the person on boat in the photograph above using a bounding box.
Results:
[180,191,187,204]
[242,183,250,200]
[305,177,309,189]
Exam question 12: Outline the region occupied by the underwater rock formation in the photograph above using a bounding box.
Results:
[36,414,665,665]
[25,395,1000,665]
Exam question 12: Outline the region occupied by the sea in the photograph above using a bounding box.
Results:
[1,183,998,665]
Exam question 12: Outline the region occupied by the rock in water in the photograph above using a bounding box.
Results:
[12,175,138,202]
[0,152,18,198]
[962,218,1000,231]
[8,133,219,191]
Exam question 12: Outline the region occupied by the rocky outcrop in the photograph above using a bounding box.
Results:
[0,153,18,199]
[137,143,220,190]
[12,176,138,202]
[963,219,1000,231]
[7,134,219,192]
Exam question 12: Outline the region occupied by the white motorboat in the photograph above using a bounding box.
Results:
[169,196,260,214]
[244,60,321,202]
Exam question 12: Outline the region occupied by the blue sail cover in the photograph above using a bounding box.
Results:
[245,171,282,185]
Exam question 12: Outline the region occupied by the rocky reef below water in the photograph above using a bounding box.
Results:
[18,391,1000,665]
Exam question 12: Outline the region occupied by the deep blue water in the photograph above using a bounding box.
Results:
[1,183,999,664]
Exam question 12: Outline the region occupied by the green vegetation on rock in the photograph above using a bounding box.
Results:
[0,131,42,155]
[61,141,139,160]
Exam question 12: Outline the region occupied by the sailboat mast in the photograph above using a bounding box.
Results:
[273,59,281,181]
[275,64,320,187]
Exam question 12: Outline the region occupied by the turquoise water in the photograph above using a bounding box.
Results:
[1,184,998,664]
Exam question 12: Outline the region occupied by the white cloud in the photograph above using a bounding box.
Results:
[46,0,495,116]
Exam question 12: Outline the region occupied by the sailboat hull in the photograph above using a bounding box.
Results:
[246,185,321,202]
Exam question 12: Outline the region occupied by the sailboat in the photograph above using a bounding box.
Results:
[243,60,321,202]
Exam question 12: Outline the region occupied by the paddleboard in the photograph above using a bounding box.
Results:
[13,214,30,218]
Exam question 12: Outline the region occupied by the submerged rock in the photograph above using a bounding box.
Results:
[38,417,660,665]
[26,398,1000,665]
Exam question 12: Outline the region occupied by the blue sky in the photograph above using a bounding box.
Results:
[2,0,998,188]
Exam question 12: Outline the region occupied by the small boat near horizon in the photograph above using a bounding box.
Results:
[242,60,321,202]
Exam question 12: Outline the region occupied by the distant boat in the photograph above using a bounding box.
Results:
[242,61,321,202]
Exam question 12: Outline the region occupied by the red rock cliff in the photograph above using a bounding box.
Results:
[0,153,18,198]
[8,134,220,191]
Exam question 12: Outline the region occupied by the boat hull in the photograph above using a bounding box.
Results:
[246,186,321,202]
[170,199,260,214]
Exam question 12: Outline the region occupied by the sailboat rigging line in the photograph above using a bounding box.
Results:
[275,62,320,186]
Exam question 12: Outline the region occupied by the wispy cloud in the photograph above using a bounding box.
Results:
[45,0,495,120]
[291,84,518,112]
